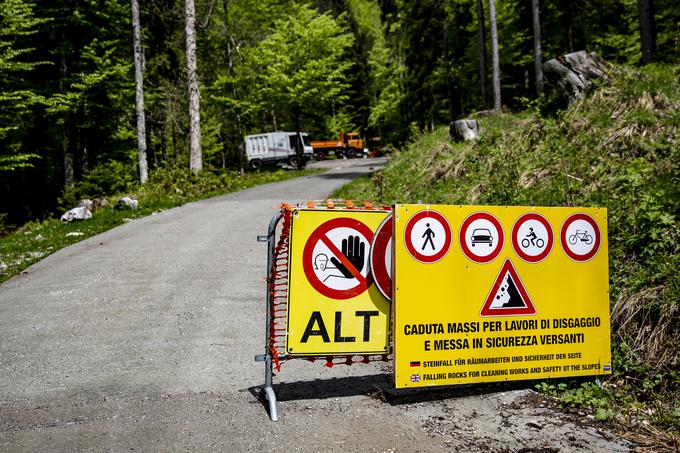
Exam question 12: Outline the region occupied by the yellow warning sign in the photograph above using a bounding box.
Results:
[286,208,391,356]
[393,204,610,388]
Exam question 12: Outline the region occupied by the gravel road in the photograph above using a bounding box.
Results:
[0,158,631,452]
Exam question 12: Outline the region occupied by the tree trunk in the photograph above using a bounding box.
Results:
[227,38,244,175]
[542,51,610,105]
[531,0,544,96]
[476,0,487,107]
[488,0,501,115]
[131,0,148,183]
[637,0,656,65]
[185,0,202,172]
[63,129,73,189]
[59,53,74,189]
[449,120,480,142]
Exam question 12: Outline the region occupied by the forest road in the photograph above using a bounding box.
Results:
[0,157,631,452]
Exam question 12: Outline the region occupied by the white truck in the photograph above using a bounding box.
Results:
[244,131,313,169]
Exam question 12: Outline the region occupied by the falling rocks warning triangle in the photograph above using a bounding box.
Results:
[480,259,536,317]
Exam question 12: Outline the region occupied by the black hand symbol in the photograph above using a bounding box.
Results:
[330,235,365,279]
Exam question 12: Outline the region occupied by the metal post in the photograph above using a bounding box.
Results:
[260,210,283,421]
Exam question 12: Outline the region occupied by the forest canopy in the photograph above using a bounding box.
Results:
[0,0,678,225]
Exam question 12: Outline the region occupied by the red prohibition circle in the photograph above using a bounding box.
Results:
[302,217,374,300]
[404,210,452,263]
[511,213,554,263]
[459,212,504,264]
[370,214,393,301]
[560,213,601,262]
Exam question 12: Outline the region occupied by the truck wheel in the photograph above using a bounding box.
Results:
[346,149,357,158]
[288,155,302,169]
[249,159,262,170]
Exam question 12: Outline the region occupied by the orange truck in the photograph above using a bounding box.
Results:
[310,132,368,159]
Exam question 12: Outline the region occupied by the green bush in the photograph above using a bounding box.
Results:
[58,160,137,209]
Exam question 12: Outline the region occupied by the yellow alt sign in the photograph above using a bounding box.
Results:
[286,209,391,356]
[393,204,611,388]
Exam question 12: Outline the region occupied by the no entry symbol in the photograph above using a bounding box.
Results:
[459,212,504,264]
[370,214,393,301]
[404,210,452,263]
[561,213,601,262]
[302,217,374,299]
[512,213,554,263]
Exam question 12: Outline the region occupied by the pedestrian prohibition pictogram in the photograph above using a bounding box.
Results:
[512,213,554,263]
[459,212,504,263]
[370,214,393,301]
[404,210,452,263]
[480,259,536,316]
[561,213,601,262]
[302,217,374,299]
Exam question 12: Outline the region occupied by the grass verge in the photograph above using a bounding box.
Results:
[0,167,318,284]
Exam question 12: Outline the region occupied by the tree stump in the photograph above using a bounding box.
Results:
[449,119,480,142]
[542,51,610,105]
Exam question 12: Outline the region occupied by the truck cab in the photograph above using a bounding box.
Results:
[310,131,368,159]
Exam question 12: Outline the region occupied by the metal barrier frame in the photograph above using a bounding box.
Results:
[255,209,283,421]
[255,203,391,421]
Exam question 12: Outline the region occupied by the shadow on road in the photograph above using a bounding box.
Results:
[315,171,373,180]
[248,374,544,412]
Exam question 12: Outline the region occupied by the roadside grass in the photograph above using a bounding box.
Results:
[333,64,679,441]
[0,167,318,284]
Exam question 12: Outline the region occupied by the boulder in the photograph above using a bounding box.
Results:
[449,119,480,142]
[77,199,94,210]
[78,198,109,210]
[115,197,139,210]
[542,51,610,105]
[60,207,93,223]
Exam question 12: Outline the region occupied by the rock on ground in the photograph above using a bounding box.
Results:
[60,206,93,223]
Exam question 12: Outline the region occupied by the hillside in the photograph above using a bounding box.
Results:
[335,64,679,438]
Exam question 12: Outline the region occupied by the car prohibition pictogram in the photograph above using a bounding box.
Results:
[459,212,504,264]
[302,217,374,299]
[370,214,393,301]
[403,210,452,263]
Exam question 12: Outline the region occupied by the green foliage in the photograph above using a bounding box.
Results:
[561,382,616,410]
[58,159,138,209]
[534,381,568,396]
[0,0,45,170]
[237,4,354,132]
[335,64,679,434]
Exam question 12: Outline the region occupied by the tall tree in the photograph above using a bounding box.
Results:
[488,0,501,114]
[0,0,43,172]
[476,0,487,107]
[531,0,543,95]
[131,0,148,183]
[238,5,354,133]
[637,0,656,64]
[185,0,202,172]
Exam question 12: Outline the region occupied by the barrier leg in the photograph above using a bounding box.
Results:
[264,354,278,421]
[258,210,283,422]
